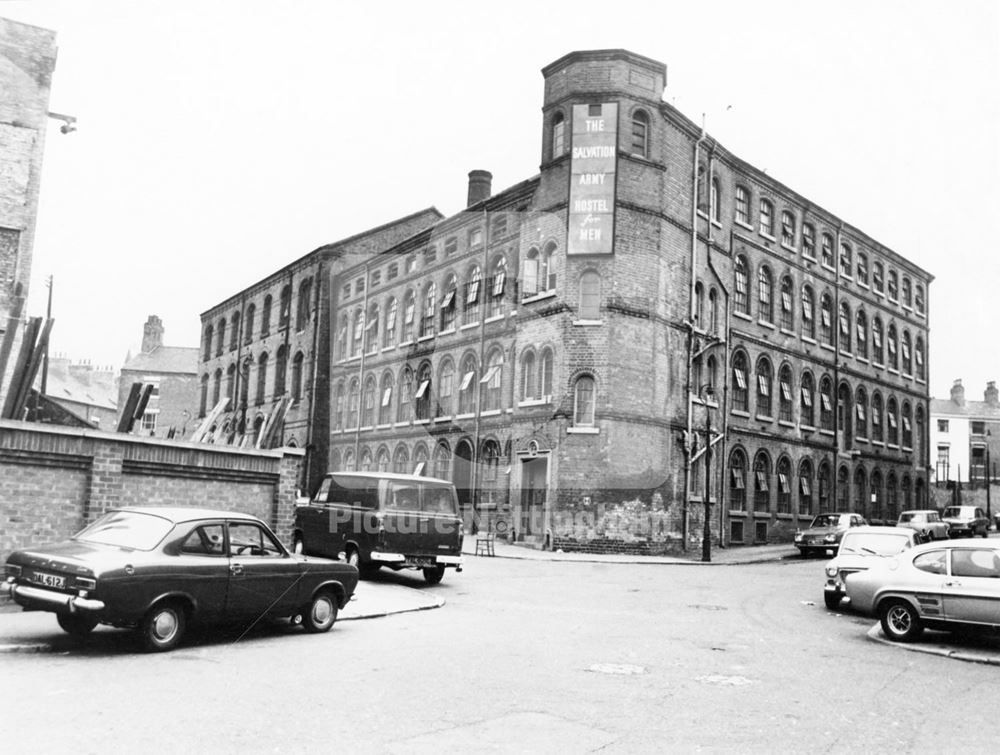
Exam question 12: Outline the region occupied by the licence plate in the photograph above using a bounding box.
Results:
[411,557,434,567]
[33,571,66,589]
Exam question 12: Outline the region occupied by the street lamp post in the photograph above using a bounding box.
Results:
[700,385,715,563]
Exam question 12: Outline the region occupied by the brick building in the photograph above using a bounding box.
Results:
[325,49,933,552]
[118,315,198,438]
[930,380,1000,488]
[198,209,442,494]
[0,18,58,402]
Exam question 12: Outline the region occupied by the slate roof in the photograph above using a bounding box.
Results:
[120,345,198,376]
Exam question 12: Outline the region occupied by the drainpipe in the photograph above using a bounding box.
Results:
[833,224,844,511]
[469,206,491,534]
[353,261,371,465]
[303,256,324,493]
[682,122,708,550]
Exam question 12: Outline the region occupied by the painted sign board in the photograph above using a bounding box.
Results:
[567,102,617,256]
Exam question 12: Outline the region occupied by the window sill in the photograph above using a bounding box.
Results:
[376,423,392,430]
[518,398,552,408]
[573,319,604,327]
[417,335,435,343]
[776,513,794,520]
[888,368,900,376]
[522,291,556,304]
[840,273,854,282]
[414,419,430,426]
[760,231,777,243]
[485,314,505,324]
[778,420,796,428]
[359,425,374,432]
[802,335,817,345]
[857,356,869,365]
[857,281,869,290]
[819,429,835,436]
[733,311,753,323]
[567,426,599,434]
[735,219,754,232]
[872,440,885,447]
[711,219,723,229]
[780,327,795,337]
[455,413,475,421]
[755,414,774,422]
[781,243,797,253]
[888,444,900,451]
[820,343,835,352]
[394,421,409,428]
[345,355,362,363]
[730,409,751,419]
[757,320,775,330]
[801,424,816,432]
[481,409,502,417]
[438,328,456,336]
[873,290,885,298]
[802,253,817,263]
[821,263,836,273]
[399,340,414,348]
[460,322,479,331]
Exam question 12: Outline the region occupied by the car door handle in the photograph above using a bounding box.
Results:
[943,580,961,587]
[230,563,243,576]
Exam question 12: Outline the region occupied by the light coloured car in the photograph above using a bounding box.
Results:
[823,526,921,609]
[844,540,1000,642]
[896,510,949,542]
[941,505,990,538]
[794,512,867,557]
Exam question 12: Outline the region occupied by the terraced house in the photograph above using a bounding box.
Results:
[205,49,933,553]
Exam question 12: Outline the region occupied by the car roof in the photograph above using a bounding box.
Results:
[326,471,453,485]
[112,507,267,525]
[899,510,937,515]
[908,539,1000,554]
[843,526,914,535]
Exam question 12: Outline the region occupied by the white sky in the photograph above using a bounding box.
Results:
[5,0,999,401]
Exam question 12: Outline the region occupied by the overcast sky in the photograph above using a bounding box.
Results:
[5,0,999,401]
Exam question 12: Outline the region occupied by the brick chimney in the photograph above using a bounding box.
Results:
[142,315,164,353]
[951,379,965,407]
[986,381,999,406]
[467,170,493,207]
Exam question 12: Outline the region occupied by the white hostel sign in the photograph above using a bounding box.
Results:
[568,103,617,256]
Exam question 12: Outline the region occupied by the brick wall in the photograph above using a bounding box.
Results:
[0,419,305,563]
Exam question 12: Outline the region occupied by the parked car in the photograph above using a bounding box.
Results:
[1,507,358,652]
[844,540,1000,642]
[823,526,921,609]
[793,513,868,557]
[293,471,464,584]
[941,505,990,538]
[896,510,950,542]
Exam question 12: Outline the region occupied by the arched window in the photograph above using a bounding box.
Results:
[464,266,481,325]
[915,337,925,380]
[902,277,912,308]
[856,310,868,359]
[437,358,455,417]
[296,278,312,331]
[524,248,540,297]
[343,449,355,472]
[759,198,774,237]
[780,276,794,331]
[778,363,793,422]
[346,378,360,429]
[781,211,795,247]
[540,348,554,400]
[800,371,815,427]
[887,397,899,446]
[817,461,831,511]
[333,380,345,430]
[839,302,852,352]
[710,178,720,223]
[694,281,705,326]
[573,375,596,426]
[820,293,833,346]
[255,353,268,405]
[871,392,884,443]
[261,295,272,336]
[840,243,852,278]
[734,256,749,315]
[459,354,478,415]
[579,270,601,320]
[901,330,912,375]
[915,405,926,467]
[902,401,913,449]
[630,109,649,157]
[378,371,393,426]
[821,233,834,267]
[203,324,214,361]
[735,185,750,225]
[872,317,884,364]
[361,376,377,427]
[856,387,868,439]
[482,348,504,412]
[870,470,883,522]
[392,444,410,475]
[230,312,240,351]
[854,468,867,517]
[433,441,452,481]
[376,447,391,473]
[756,357,773,418]
[274,344,288,397]
[757,265,773,323]
[837,465,850,511]
[413,444,429,476]
[802,223,816,257]
[420,282,436,338]
[901,475,912,511]
[729,449,747,512]
[291,352,304,403]
[887,323,898,370]
[336,314,349,360]
[225,363,236,406]
[216,318,226,357]
[887,269,899,301]
[365,302,380,353]
[440,274,458,331]
[753,451,771,514]
[521,349,537,401]
[383,297,398,349]
[352,308,364,357]
[801,284,815,340]
[798,459,813,516]
[279,285,292,328]
[886,472,898,521]
[709,288,719,334]
[776,456,792,514]
[487,256,507,319]
[732,350,749,413]
[244,304,255,344]
[414,363,432,420]
[915,284,925,315]
[551,111,566,159]
[199,374,209,417]
[819,375,834,431]
[401,289,416,342]
[359,447,373,473]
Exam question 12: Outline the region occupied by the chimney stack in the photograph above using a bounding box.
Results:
[467,170,493,207]
[951,379,966,406]
[142,315,164,353]
[986,381,999,406]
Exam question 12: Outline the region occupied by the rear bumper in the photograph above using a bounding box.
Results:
[370,551,463,568]
[1,579,105,613]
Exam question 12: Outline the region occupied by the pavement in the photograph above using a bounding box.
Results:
[3,538,999,666]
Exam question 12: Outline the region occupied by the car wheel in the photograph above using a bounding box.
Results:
[302,590,338,633]
[140,601,186,652]
[292,535,304,555]
[57,614,98,637]
[422,565,446,585]
[824,593,842,610]
[880,600,923,642]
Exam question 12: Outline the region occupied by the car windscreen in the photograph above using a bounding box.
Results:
[811,514,841,528]
[898,513,920,523]
[839,532,913,556]
[943,507,970,518]
[73,511,174,551]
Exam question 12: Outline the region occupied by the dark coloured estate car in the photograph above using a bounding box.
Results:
[2,507,358,652]
[794,513,867,557]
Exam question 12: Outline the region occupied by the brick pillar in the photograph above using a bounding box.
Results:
[272,450,304,546]
[85,441,125,522]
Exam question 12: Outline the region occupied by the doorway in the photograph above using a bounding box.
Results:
[519,456,548,537]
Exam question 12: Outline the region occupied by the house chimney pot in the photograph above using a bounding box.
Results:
[467,170,493,207]
[986,381,998,406]
[951,379,966,406]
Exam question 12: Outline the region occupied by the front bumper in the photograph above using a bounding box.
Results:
[2,579,105,613]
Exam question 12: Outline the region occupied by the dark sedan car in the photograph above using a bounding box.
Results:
[2,507,358,652]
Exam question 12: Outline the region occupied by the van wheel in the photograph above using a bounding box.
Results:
[423,565,446,585]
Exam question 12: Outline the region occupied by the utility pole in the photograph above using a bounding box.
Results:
[40,275,53,395]
[702,393,713,562]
